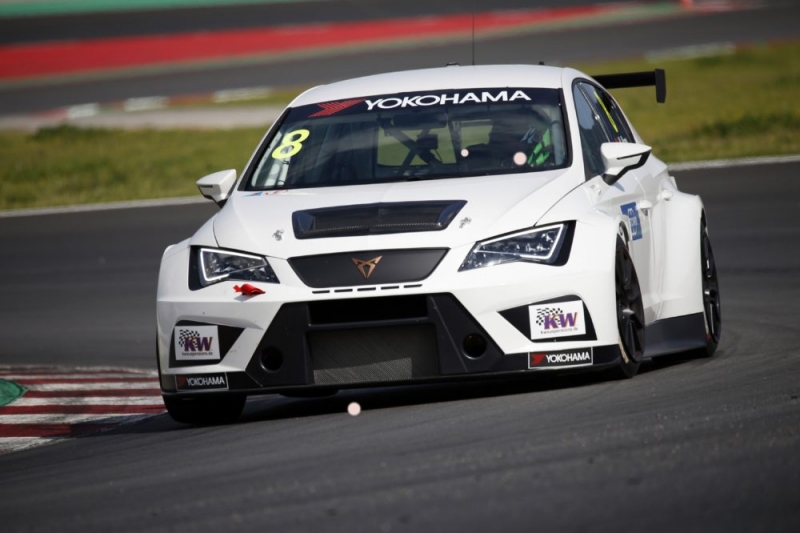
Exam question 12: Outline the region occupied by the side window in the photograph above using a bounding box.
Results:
[573,84,609,180]
[581,83,633,143]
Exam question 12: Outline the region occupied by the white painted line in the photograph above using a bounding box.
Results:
[0,195,207,218]
[0,437,62,454]
[0,374,159,380]
[213,86,272,103]
[0,414,157,424]
[669,154,800,171]
[66,103,100,119]
[123,96,168,112]
[645,42,735,62]
[0,365,157,375]
[25,383,160,391]
[12,397,164,407]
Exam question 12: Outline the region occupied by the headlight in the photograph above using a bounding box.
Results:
[459,224,567,271]
[198,248,279,286]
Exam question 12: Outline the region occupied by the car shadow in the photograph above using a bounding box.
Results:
[239,371,605,424]
[109,348,711,434]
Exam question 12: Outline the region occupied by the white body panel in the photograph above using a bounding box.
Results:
[156,64,710,387]
[213,169,580,258]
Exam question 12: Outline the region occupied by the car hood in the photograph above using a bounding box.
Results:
[209,169,581,259]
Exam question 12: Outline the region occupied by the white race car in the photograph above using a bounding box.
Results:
[157,64,721,424]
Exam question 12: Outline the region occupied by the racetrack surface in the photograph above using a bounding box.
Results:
[1,0,798,115]
[0,4,673,82]
[0,0,595,43]
[0,161,798,531]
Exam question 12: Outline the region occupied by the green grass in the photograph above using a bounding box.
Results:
[1,42,799,211]
[574,42,800,161]
[0,126,264,209]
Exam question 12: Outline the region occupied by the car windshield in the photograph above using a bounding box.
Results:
[246,87,569,190]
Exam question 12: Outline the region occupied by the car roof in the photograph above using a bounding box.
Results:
[291,64,573,106]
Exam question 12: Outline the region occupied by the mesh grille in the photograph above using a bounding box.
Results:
[290,249,446,288]
[310,325,438,385]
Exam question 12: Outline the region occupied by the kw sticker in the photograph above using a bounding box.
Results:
[174,326,220,361]
[528,300,586,340]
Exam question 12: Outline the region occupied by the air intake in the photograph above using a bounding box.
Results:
[310,325,438,385]
[292,200,466,239]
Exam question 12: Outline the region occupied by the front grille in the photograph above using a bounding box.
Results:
[290,248,447,288]
[309,325,438,385]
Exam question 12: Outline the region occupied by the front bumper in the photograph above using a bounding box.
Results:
[158,221,622,395]
[159,291,624,395]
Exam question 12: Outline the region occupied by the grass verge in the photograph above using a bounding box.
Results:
[1,42,798,211]
[0,126,265,210]
[573,42,800,162]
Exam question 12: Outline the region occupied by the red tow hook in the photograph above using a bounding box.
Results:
[234,284,265,296]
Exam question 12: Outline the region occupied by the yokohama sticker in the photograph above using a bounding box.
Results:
[528,348,593,369]
[364,90,530,110]
[302,88,533,118]
[528,300,586,340]
[174,326,221,361]
[176,373,228,391]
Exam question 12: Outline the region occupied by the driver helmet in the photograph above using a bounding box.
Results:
[488,109,552,167]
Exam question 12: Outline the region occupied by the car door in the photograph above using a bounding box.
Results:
[593,85,669,320]
[573,82,658,323]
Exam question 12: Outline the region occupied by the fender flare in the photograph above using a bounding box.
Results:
[658,187,704,320]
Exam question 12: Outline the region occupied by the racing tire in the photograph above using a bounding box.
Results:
[163,394,246,425]
[694,217,721,358]
[611,236,645,379]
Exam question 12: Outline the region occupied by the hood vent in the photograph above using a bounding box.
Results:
[292,200,466,240]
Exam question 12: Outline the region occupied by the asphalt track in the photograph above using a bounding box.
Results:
[2,0,800,115]
[1,1,799,528]
[0,5,660,82]
[1,0,590,43]
[0,161,798,531]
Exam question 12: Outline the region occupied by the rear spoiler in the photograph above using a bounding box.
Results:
[592,69,666,103]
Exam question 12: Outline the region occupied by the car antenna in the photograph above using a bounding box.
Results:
[471,0,476,65]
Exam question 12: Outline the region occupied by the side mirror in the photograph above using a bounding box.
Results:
[601,142,651,185]
[196,169,237,208]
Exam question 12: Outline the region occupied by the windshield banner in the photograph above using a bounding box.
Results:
[294,88,540,120]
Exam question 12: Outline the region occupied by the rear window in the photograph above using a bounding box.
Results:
[245,87,569,190]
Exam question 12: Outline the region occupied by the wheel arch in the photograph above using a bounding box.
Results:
[617,220,631,248]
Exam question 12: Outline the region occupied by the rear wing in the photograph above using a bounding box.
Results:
[592,69,666,103]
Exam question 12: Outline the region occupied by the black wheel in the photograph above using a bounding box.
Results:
[696,218,721,357]
[163,394,246,425]
[611,236,645,379]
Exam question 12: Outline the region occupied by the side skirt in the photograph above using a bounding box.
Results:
[644,312,706,358]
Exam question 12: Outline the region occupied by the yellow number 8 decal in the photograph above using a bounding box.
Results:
[271,129,310,160]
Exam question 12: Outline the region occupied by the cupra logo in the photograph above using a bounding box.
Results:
[351,256,382,279]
